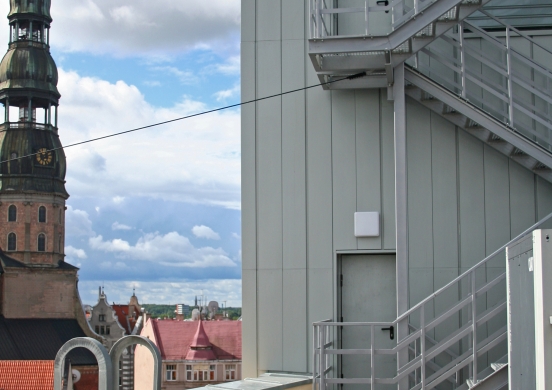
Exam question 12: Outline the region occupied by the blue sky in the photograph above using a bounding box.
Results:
[0,1,243,306]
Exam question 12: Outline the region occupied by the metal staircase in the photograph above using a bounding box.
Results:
[309,0,492,88]
[405,13,552,183]
[313,212,552,390]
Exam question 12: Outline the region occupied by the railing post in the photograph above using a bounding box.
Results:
[370,325,375,386]
[471,270,478,384]
[420,304,426,387]
[365,0,369,36]
[505,27,514,126]
[316,0,322,38]
[320,325,326,390]
[459,22,467,99]
[313,324,317,390]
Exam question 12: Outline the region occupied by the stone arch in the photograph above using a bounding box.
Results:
[109,335,161,390]
[54,337,113,390]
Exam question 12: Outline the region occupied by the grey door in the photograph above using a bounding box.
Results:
[340,254,397,389]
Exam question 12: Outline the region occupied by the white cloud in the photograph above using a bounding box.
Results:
[152,66,198,85]
[65,206,95,237]
[112,222,133,231]
[65,245,88,259]
[59,69,241,209]
[112,196,125,204]
[214,84,240,102]
[192,225,221,240]
[209,56,241,76]
[79,279,242,306]
[232,232,241,240]
[89,231,235,268]
[43,0,240,58]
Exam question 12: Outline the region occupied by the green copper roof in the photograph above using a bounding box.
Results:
[8,0,52,23]
[0,45,59,98]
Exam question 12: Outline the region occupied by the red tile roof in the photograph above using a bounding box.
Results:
[0,360,53,390]
[111,304,137,334]
[149,320,241,361]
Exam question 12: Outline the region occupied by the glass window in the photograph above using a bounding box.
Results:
[166,365,177,381]
[225,364,236,381]
[7,233,16,251]
[8,205,16,222]
[186,365,192,381]
[100,326,105,335]
[38,206,46,222]
[106,326,110,335]
[37,234,46,252]
[95,326,99,334]
[99,314,106,322]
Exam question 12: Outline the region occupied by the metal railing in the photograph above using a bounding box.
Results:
[411,13,552,152]
[309,0,463,39]
[313,212,552,390]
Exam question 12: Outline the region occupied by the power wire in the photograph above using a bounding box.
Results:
[0,71,367,165]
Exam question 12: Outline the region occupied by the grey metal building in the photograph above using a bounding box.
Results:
[241,0,552,388]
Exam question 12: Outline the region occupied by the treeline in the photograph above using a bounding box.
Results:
[141,304,241,320]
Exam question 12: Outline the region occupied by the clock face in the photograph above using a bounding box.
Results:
[36,148,53,166]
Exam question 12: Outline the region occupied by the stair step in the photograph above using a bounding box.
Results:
[491,362,507,371]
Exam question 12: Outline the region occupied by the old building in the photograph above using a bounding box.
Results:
[135,319,242,389]
[0,0,100,387]
[242,0,552,388]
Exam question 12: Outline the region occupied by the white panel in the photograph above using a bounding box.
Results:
[306,85,334,269]
[256,0,281,41]
[282,0,305,40]
[354,212,380,237]
[431,115,458,269]
[242,269,258,377]
[282,40,306,270]
[242,42,257,271]
[381,93,396,250]
[509,160,536,237]
[332,90,358,250]
[356,89,382,250]
[406,98,433,269]
[257,41,281,97]
[257,269,283,371]
[307,268,334,370]
[283,269,307,372]
[458,131,486,269]
[483,145,511,268]
[242,0,256,42]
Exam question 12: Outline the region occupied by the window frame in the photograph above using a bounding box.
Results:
[98,314,106,322]
[166,364,177,381]
[38,206,46,223]
[225,364,237,381]
[37,233,46,252]
[7,232,16,251]
[8,205,16,222]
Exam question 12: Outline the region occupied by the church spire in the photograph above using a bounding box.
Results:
[0,0,68,266]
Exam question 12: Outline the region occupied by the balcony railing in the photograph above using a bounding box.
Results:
[313,211,552,389]
[0,122,57,132]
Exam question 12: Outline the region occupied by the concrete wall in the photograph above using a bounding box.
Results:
[241,0,552,376]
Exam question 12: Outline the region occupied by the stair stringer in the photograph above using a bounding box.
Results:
[404,67,552,183]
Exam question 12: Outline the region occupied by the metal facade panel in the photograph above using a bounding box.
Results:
[537,177,552,219]
[282,40,306,270]
[430,114,459,269]
[242,0,256,42]
[307,268,333,370]
[282,0,305,40]
[241,269,258,377]
[306,82,334,269]
[257,269,283,371]
[331,90,358,250]
[355,89,382,250]
[257,98,283,270]
[380,94,396,250]
[242,42,257,271]
[256,39,283,271]
[256,0,281,42]
[408,268,434,323]
[509,160,536,237]
[406,98,434,269]
[433,268,461,353]
[483,145,511,268]
[458,130,486,269]
[282,269,307,372]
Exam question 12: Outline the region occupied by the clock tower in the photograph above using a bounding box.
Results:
[0,0,98,332]
[0,0,67,267]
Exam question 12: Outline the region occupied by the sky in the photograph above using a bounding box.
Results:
[0,1,243,306]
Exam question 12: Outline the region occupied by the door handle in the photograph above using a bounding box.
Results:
[381,326,394,340]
